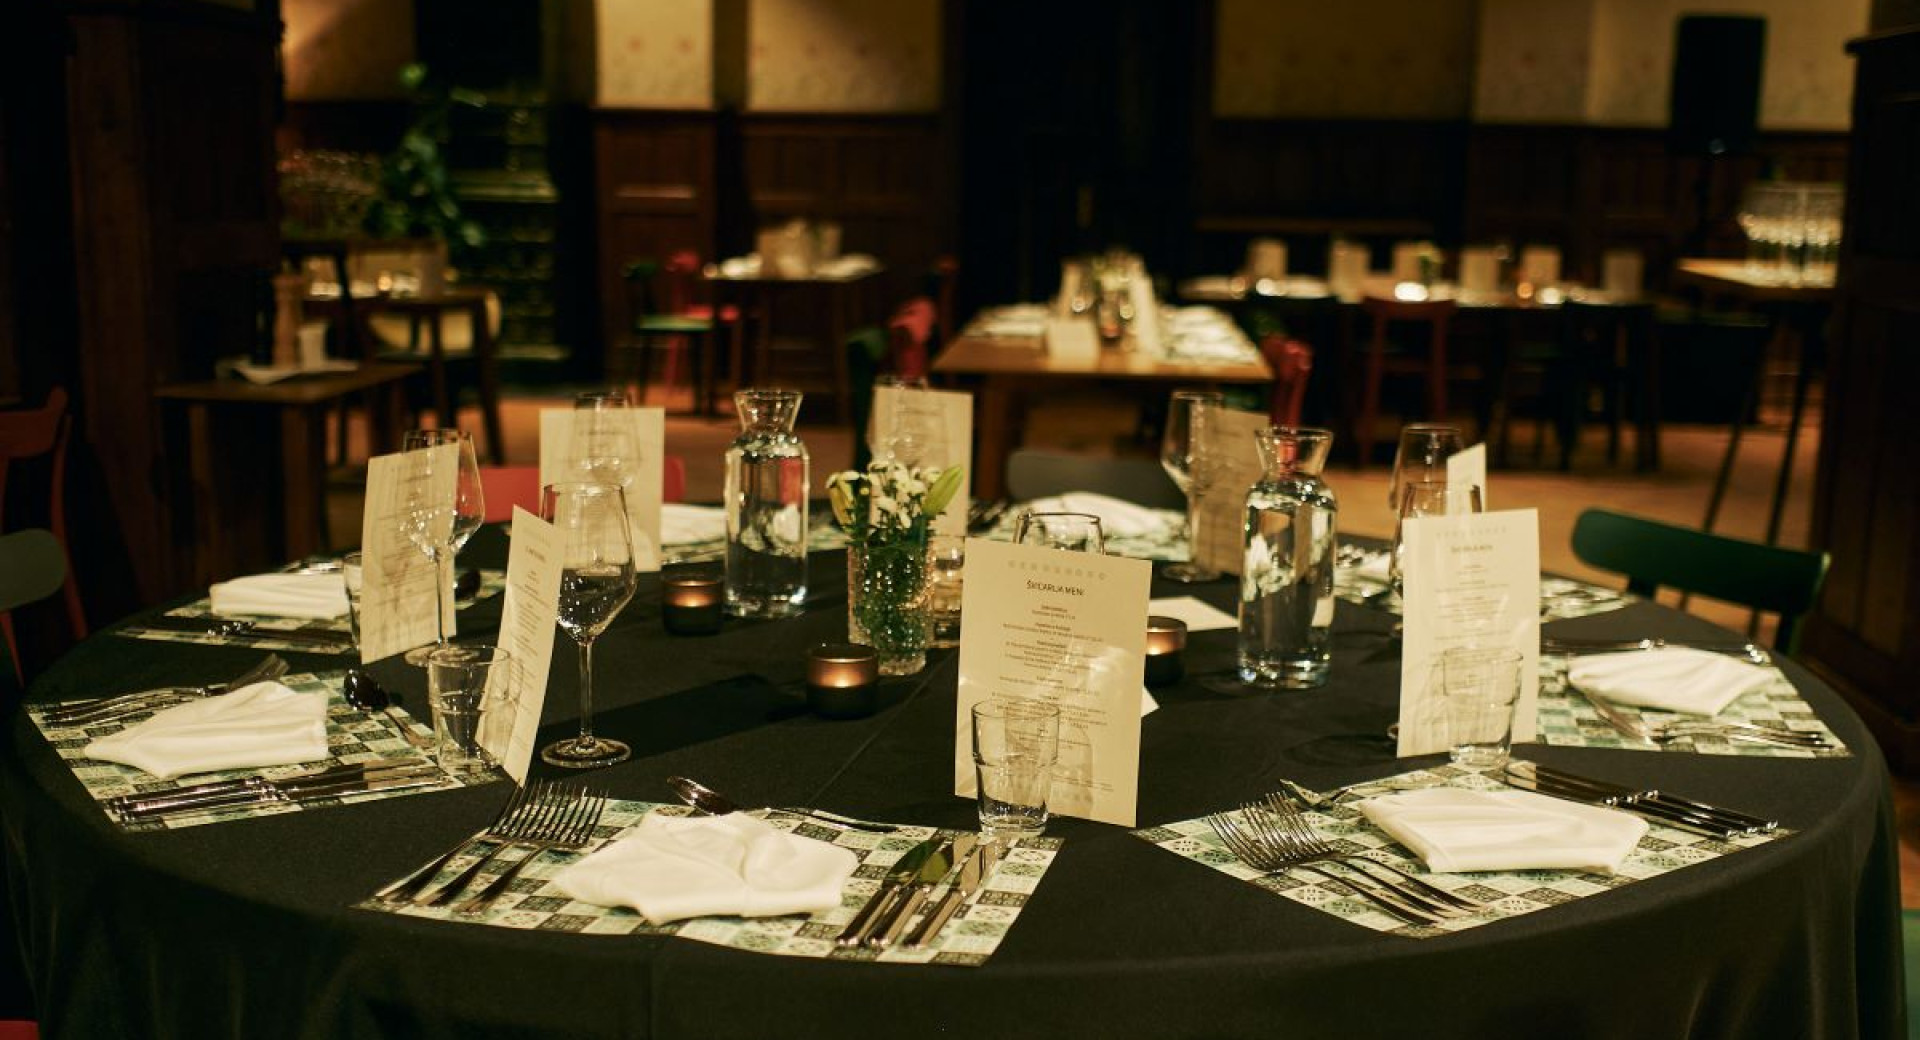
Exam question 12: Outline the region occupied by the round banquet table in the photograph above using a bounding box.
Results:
[0,528,1904,1039]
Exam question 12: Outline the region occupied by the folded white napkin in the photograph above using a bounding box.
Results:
[209,572,350,620]
[84,681,330,780]
[661,504,727,545]
[1567,647,1776,716]
[1358,787,1646,874]
[551,813,857,924]
[1023,492,1169,537]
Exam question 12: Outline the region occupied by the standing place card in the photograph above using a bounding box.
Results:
[1191,406,1271,576]
[359,444,457,662]
[1395,509,1542,757]
[871,386,973,538]
[539,407,665,571]
[954,538,1152,827]
[1446,443,1488,509]
[1044,317,1100,364]
[479,507,561,784]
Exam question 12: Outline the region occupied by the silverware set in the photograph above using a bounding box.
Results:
[1499,760,1777,838]
[1543,635,1772,666]
[107,758,444,822]
[1573,685,1830,750]
[1207,794,1485,927]
[139,615,353,651]
[43,654,290,727]
[374,781,607,916]
[836,834,1002,950]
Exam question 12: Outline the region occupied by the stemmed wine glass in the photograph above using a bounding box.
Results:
[400,428,486,666]
[572,389,638,490]
[1388,479,1485,598]
[1161,389,1225,582]
[1014,512,1107,554]
[1386,423,1464,513]
[541,481,638,769]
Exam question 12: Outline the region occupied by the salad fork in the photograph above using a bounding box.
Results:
[452,788,607,916]
[378,782,548,906]
[1206,811,1442,926]
[1243,795,1484,919]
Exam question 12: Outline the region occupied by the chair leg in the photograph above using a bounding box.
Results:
[1356,341,1384,468]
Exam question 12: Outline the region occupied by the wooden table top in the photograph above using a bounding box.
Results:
[933,334,1273,383]
[155,361,421,405]
[1672,259,1836,302]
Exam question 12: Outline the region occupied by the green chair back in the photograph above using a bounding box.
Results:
[1569,508,1829,654]
[2,528,67,690]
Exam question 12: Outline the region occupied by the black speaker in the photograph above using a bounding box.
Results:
[1670,15,1765,156]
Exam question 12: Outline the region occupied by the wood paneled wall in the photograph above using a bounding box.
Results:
[1803,27,1920,769]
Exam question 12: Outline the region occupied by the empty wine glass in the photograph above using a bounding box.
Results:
[1014,512,1107,554]
[867,376,942,467]
[1388,479,1484,597]
[400,428,486,666]
[572,389,638,490]
[1161,389,1225,582]
[1386,423,1464,512]
[541,481,639,769]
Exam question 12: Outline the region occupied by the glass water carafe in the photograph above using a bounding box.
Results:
[1239,426,1337,689]
[725,388,810,617]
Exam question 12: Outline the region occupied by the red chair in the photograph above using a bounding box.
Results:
[886,298,937,382]
[1260,336,1314,426]
[622,253,739,416]
[0,388,86,678]
[479,456,687,523]
[1352,296,1460,466]
[931,255,959,351]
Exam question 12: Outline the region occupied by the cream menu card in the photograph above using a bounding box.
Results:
[954,538,1151,827]
[358,444,457,662]
[538,408,665,571]
[1446,443,1488,509]
[1395,509,1541,757]
[1192,406,1271,576]
[478,507,561,784]
[870,386,973,537]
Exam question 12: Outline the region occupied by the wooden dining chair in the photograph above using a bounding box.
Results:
[0,389,87,670]
[886,298,937,382]
[619,253,737,416]
[1352,296,1460,466]
[1570,508,1829,654]
[1260,335,1314,426]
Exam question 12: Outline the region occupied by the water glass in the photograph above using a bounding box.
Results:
[427,644,512,773]
[1442,647,1523,769]
[972,699,1061,839]
[928,535,966,648]
[1014,512,1106,554]
[341,551,364,649]
[1161,389,1225,582]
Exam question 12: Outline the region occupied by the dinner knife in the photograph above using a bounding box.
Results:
[1500,766,1744,839]
[1514,762,1777,834]
[114,767,444,821]
[140,616,351,650]
[108,759,427,814]
[907,837,998,948]
[874,834,972,949]
[835,836,943,948]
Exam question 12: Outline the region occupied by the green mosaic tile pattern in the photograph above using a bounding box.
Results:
[113,568,506,653]
[1534,657,1848,758]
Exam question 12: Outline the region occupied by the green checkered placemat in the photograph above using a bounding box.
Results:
[1333,549,1633,621]
[28,671,496,831]
[1535,658,1848,758]
[113,569,507,654]
[359,808,1061,967]
[1134,765,1785,938]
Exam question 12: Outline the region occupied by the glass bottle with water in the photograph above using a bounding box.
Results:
[725,388,809,617]
[1239,426,1337,688]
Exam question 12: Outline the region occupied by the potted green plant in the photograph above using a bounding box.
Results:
[362,63,486,285]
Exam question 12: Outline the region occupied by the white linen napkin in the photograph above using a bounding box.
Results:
[1023,492,1169,537]
[1567,647,1776,716]
[209,572,350,620]
[661,504,727,545]
[551,813,858,924]
[83,681,330,780]
[1357,787,1646,874]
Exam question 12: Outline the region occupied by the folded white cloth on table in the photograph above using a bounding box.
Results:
[662,504,727,545]
[1567,647,1776,717]
[1023,492,1168,537]
[1352,551,1392,584]
[209,572,349,620]
[84,681,330,780]
[552,813,858,924]
[1357,787,1646,874]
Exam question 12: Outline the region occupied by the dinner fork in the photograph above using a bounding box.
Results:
[377,781,547,906]
[1243,795,1485,919]
[1205,811,1442,926]
[452,788,607,916]
[44,654,290,726]
[419,782,583,907]
[1575,686,1830,749]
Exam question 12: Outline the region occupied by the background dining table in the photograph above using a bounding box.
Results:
[0,527,1902,1038]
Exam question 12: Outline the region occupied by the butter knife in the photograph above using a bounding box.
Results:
[114,767,444,821]
[141,616,352,650]
[836,836,943,947]
[907,837,998,948]
[874,835,971,949]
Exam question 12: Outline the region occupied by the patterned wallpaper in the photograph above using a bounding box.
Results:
[1473,0,1595,124]
[596,0,714,108]
[283,0,416,101]
[746,0,941,113]
[1213,0,1478,120]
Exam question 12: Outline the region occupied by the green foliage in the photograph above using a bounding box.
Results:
[362,63,486,263]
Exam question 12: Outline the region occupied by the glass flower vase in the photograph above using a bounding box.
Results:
[847,535,932,676]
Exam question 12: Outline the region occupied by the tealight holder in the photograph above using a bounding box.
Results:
[806,643,880,719]
[661,570,724,636]
[1144,615,1188,687]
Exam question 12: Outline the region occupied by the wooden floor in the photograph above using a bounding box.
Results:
[329,380,1920,906]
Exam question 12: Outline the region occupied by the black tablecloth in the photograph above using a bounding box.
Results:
[0,528,1904,1038]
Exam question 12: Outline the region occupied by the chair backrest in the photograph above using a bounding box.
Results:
[0,388,85,641]
[0,528,66,687]
[664,250,704,314]
[480,456,690,523]
[1005,449,1185,510]
[1260,335,1314,426]
[1570,508,1830,654]
[932,255,959,350]
[886,298,936,381]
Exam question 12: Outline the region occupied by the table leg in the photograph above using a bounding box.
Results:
[281,405,327,559]
[1764,325,1816,546]
[472,301,506,464]
[1702,327,1771,534]
[185,403,219,587]
[975,381,1017,499]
